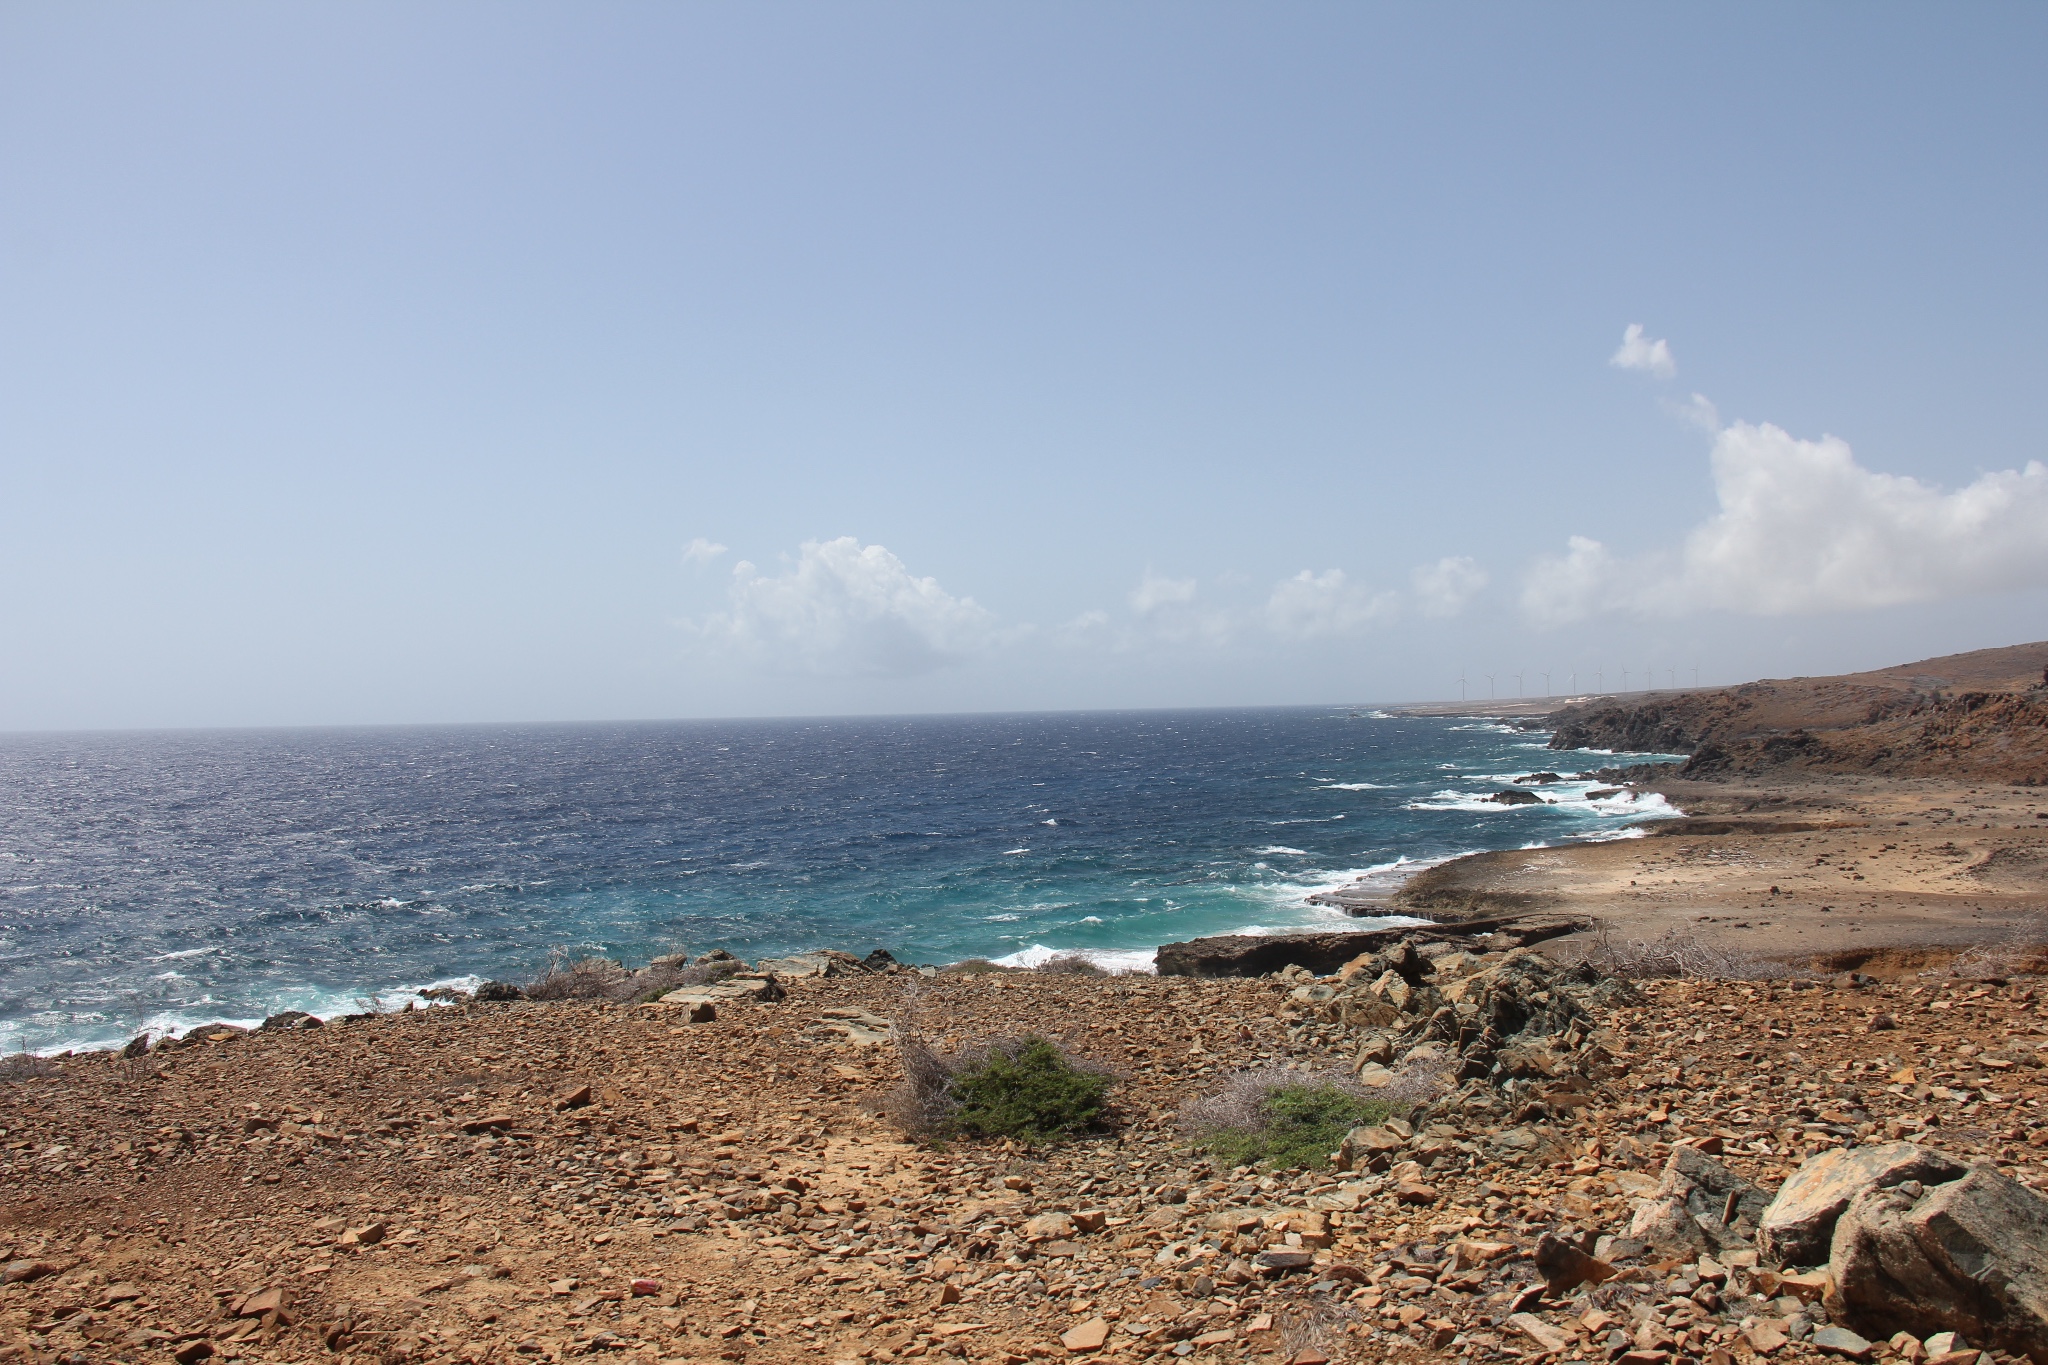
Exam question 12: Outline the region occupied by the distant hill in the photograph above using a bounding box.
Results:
[1546,641,2048,785]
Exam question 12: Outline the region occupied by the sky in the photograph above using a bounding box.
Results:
[3,4,2046,730]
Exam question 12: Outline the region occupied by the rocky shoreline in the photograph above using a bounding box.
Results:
[10,923,2048,1365]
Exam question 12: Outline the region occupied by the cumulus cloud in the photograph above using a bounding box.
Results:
[1409,556,1488,618]
[1130,570,1198,613]
[682,537,728,565]
[1524,421,2048,622]
[1610,323,1676,379]
[1265,569,1398,640]
[690,537,995,674]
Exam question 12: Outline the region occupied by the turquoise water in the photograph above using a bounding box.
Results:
[0,708,1674,1053]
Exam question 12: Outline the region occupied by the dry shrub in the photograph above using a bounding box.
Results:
[524,952,631,1001]
[1035,954,1106,976]
[1581,925,1796,981]
[940,959,1011,975]
[1937,913,2048,980]
[0,1051,56,1082]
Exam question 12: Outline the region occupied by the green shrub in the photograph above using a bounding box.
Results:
[1186,1072,1399,1171]
[889,1032,1113,1145]
[944,1036,1112,1143]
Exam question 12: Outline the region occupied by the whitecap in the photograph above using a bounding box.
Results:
[986,944,1158,974]
[1254,846,1310,856]
[1317,782,1385,791]
[1002,847,1030,855]
[149,946,219,963]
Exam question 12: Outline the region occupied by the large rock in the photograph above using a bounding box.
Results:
[1630,1146,1769,1255]
[756,950,867,979]
[1760,1143,1968,1268]
[1826,1166,2048,1362]
[1154,928,1428,978]
[657,974,785,1008]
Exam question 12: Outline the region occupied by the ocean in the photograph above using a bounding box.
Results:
[0,707,1673,1055]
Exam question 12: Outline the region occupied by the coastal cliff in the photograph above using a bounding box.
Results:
[1546,641,2048,784]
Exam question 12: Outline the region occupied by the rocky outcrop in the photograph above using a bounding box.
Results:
[1758,1143,1968,1268]
[1155,928,1447,978]
[1628,1145,1772,1256]
[1826,1166,2048,1362]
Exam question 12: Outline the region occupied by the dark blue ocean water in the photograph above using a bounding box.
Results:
[0,708,1674,1054]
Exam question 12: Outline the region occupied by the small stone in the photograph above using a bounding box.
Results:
[556,1084,594,1110]
[1890,1333,1926,1362]
[1812,1327,1875,1359]
[1288,1351,1329,1365]
[1925,1335,1966,1358]
[2,1260,58,1284]
[1533,1231,1615,1291]
[937,1283,961,1305]
[1061,1317,1110,1352]
[1071,1210,1108,1234]
[1746,1323,1790,1353]
[236,1287,285,1317]
[1393,1179,1438,1205]
[339,1221,387,1247]
[1025,1212,1077,1241]
[1255,1249,1315,1271]
[172,1342,214,1365]
[630,1278,661,1296]
[1507,1312,1569,1353]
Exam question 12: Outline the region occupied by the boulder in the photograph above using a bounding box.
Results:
[1630,1147,1768,1255]
[756,950,865,980]
[472,981,523,1002]
[1826,1167,2048,1363]
[1761,1144,1969,1268]
[1487,789,1543,805]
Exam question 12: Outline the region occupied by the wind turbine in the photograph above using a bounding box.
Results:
[1541,671,1551,696]
[1514,672,1524,698]
[1485,673,1496,699]
[1621,667,1631,690]
[1458,670,1467,701]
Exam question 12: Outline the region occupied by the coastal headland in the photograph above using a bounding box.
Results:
[8,644,2048,1365]
[1351,641,2048,975]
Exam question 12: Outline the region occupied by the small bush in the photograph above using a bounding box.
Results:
[1035,954,1106,976]
[0,1051,56,1083]
[888,1032,1112,1145]
[941,958,1012,975]
[1181,1066,1399,1171]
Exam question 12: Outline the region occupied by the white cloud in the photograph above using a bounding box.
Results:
[1524,420,2048,622]
[1409,556,1488,618]
[682,537,728,565]
[1129,570,1198,613]
[1610,323,1676,379]
[1521,535,1621,625]
[690,537,995,674]
[1265,569,1398,640]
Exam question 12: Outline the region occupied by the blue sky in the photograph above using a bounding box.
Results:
[4,4,2046,728]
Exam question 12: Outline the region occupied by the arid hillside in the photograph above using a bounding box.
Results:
[1545,642,2048,784]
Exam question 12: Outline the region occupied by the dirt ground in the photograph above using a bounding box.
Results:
[7,962,2048,1365]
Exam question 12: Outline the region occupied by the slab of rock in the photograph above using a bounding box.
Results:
[1826,1166,2048,1362]
[757,950,866,979]
[1760,1143,1968,1268]
[809,1007,892,1045]
[657,975,785,1009]
[1061,1318,1110,1352]
[1813,1327,1876,1359]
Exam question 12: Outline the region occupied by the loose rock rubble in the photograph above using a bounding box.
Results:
[6,948,2048,1365]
